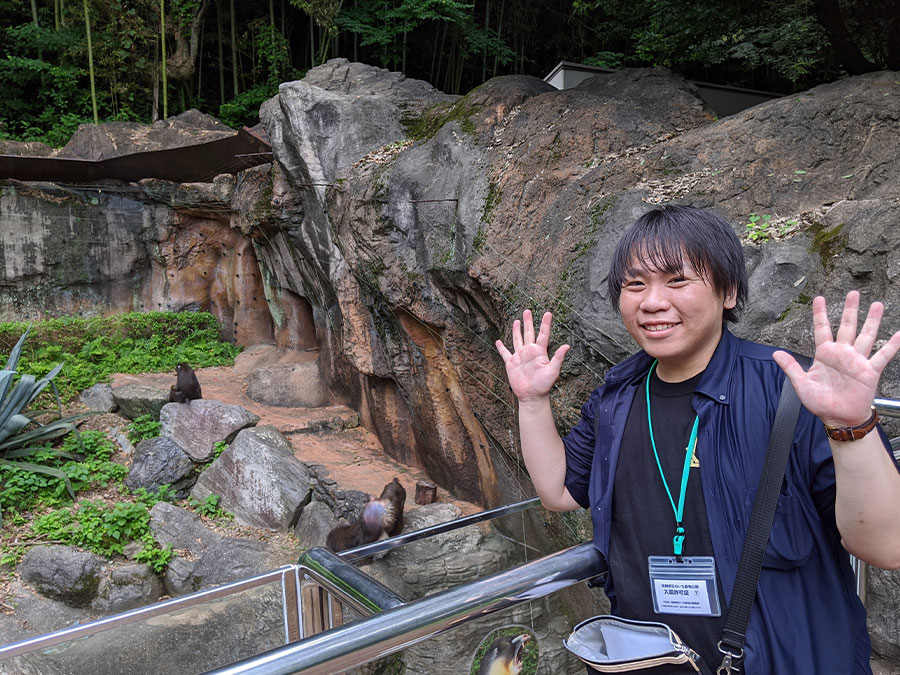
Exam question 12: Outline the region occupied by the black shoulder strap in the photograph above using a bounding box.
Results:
[716,360,809,673]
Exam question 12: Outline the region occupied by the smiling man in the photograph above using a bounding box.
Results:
[495,205,900,674]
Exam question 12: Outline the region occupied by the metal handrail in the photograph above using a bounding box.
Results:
[339,496,541,562]
[203,543,607,675]
[874,398,900,419]
[0,497,545,663]
[0,566,301,662]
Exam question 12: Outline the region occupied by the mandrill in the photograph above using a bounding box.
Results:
[477,633,532,675]
[326,477,406,552]
[168,363,202,404]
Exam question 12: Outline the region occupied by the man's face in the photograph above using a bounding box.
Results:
[618,256,736,382]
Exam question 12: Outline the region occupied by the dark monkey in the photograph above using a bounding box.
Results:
[168,362,202,403]
[326,477,407,552]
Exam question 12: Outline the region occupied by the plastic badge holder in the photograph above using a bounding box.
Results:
[563,615,701,673]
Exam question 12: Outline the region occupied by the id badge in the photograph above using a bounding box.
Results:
[648,556,721,617]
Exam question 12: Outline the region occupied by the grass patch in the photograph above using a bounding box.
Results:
[0,311,241,403]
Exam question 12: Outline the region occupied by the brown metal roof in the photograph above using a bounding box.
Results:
[0,127,273,183]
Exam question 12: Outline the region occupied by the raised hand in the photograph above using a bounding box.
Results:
[495,310,570,403]
[772,291,900,428]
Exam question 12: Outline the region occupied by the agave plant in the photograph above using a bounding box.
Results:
[1,328,85,523]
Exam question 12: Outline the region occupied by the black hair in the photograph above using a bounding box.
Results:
[606,205,748,323]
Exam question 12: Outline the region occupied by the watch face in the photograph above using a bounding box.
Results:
[470,625,539,675]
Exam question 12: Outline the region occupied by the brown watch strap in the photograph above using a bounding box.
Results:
[824,407,879,442]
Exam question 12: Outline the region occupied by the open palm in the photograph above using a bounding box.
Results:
[773,292,900,428]
[496,310,570,403]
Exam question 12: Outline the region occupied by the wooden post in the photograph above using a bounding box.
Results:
[415,480,437,505]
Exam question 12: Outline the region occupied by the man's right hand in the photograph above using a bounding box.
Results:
[495,310,570,402]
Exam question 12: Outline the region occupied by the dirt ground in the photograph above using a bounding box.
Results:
[112,365,481,516]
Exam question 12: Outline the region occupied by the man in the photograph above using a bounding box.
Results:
[495,206,900,673]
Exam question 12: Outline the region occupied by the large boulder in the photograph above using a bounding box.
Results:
[164,538,279,596]
[191,426,312,530]
[148,501,222,555]
[79,383,118,413]
[111,384,170,421]
[246,361,328,407]
[159,399,260,461]
[90,563,162,614]
[18,545,104,608]
[125,436,196,498]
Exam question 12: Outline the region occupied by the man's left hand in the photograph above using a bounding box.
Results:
[773,290,900,427]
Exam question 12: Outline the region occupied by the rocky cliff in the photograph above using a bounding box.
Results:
[3,58,900,664]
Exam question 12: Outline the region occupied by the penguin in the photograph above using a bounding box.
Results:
[477,633,532,675]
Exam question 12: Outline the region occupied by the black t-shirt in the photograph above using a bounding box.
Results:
[606,367,727,673]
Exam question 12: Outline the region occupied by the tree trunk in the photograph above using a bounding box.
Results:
[217,0,225,105]
[82,0,98,123]
[197,15,204,100]
[30,0,42,60]
[482,0,490,83]
[152,37,160,121]
[812,0,874,75]
[493,0,504,77]
[309,14,315,67]
[160,0,168,118]
[230,0,239,96]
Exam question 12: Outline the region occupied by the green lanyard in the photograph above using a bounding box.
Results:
[645,360,699,559]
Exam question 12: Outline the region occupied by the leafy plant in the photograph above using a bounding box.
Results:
[0,328,86,523]
[210,440,228,461]
[131,485,178,509]
[134,532,174,574]
[0,430,126,516]
[745,213,800,242]
[0,312,240,404]
[127,415,161,444]
[188,493,232,520]
[33,499,151,557]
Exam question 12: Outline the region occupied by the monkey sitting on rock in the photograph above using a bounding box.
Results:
[168,362,202,403]
[326,477,406,552]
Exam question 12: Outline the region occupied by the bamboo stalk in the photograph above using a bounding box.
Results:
[82,0,98,124]
[160,0,168,119]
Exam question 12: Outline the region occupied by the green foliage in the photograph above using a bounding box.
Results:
[210,440,228,461]
[744,213,799,242]
[127,415,162,444]
[0,328,85,522]
[1,430,126,515]
[33,499,151,556]
[583,51,626,69]
[134,533,174,574]
[188,493,232,520]
[218,83,278,128]
[0,311,240,404]
[131,485,178,509]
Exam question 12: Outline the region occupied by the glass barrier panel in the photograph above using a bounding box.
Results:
[2,582,288,675]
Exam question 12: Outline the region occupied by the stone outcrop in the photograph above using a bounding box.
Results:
[5,58,900,670]
[110,384,170,420]
[159,399,260,461]
[191,425,312,530]
[125,436,196,497]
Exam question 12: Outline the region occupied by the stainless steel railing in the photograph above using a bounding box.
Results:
[0,497,545,665]
[203,543,606,675]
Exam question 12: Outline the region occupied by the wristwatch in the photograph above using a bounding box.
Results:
[824,407,879,442]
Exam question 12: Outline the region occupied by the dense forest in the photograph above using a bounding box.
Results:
[1,0,897,145]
